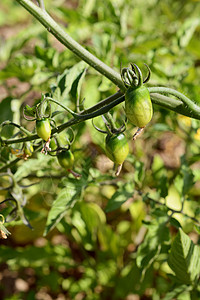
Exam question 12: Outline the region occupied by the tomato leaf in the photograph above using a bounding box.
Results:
[162,284,192,300]
[23,104,37,118]
[57,61,87,100]
[168,228,200,284]
[136,213,170,281]
[44,179,83,236]
[105,183,134,213]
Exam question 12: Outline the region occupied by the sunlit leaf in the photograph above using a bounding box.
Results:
[44,179,83,235]
[168,228,200,284]
[105,183,134,212]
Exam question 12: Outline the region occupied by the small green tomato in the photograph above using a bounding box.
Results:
[57,150,74,170]
[49,137,57,151]
[23,142,34,157]
[105,133,129,165]
[36,118,51,141]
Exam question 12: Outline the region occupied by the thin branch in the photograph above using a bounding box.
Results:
[2,93,125,145]
[146,196,200,225]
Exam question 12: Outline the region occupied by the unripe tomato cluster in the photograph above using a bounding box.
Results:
[35,119,76,175]
[23,63,153,177]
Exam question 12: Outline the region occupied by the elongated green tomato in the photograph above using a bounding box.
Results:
[36,118,51,141]
[49,137,57,151]
[23,142,34,157]
[57,150,74,170]
[125,85,153,128]
[105,133,129,165]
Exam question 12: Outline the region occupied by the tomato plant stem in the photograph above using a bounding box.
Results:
[149,87,200,119]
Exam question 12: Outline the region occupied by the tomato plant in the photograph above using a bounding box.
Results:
[0,0,200,300]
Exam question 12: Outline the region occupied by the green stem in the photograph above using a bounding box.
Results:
[0,158,21,173]
[146,196,200,225]
[15,0,124,91]
[149,87,200,114]
[46,97,78,117]
[149,88,200,120]
[1,121,33,137]
[3,84,200,146]
[104,112,116,131]
[53,94,125,134]
[3,94,125,145]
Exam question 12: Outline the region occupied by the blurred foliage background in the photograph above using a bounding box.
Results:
[0,0,200,299]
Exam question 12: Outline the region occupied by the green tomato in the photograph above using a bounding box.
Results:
[105,133,129,165]
[49,137,57,151]
[57,150,74,170]
[36,118,51,141]
[23,142,34,157]
[125,85,153,127]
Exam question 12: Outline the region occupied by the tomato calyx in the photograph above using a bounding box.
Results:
[121,63,151,89]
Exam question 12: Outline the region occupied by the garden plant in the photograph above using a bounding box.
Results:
[0,0,200,299]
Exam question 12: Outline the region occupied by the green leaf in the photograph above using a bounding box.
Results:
[35,46,58,69]
[174,159,194,197]
[70,67,87,103]
[177,18,200,48]
[168,228,200,284]
[79,202,106,232]
[0,55,42,81]
[23,104,37,118]
[136,214,170,281]
[134,161,145,185]
[170,217,182,229]
[0,25,43,62]
[194,224,200,235]
[158,175,169,198]
[182,165,194,196]
[105,183,134,212]
[162,284,192,300]
[136,221,169,268]
[57,61,87,100]
[13,154,52,181]
[44,179,83,235]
